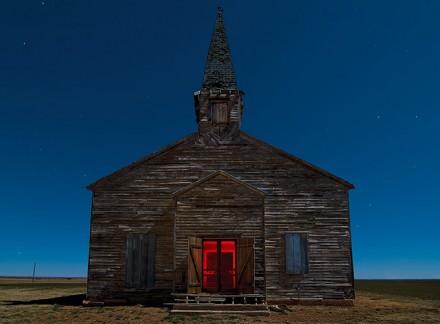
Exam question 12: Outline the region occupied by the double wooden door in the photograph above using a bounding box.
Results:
[188,237,254,294]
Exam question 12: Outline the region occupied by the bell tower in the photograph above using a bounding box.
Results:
[194,8,244,144]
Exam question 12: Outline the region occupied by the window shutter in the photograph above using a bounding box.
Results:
[126,233,135,287]
[300,234,308,274]
[126,233,156,288]
[133,233,143,288]
[286,233,309,274]
[237,237,255,294]
[146,233,156,289]
[211,102,228,124]
[188,237,202,293]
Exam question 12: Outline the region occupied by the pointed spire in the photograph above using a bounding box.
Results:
[202,7,237,90]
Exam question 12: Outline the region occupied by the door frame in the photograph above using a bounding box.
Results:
[187,236,255,294]
[202,239,237,293]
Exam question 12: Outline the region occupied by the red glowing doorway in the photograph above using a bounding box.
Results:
[202,240,236,292]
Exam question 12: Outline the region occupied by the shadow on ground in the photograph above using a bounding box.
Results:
[3,294,86,306]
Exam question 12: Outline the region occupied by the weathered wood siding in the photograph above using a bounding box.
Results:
[87,191,175,300]
[87,132,354,302]
[264,191,354,301]
[174,172,265,293]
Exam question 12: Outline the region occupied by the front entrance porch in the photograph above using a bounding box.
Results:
[188,237,255,294]
[173,171,265,294]
[168,293,269,316]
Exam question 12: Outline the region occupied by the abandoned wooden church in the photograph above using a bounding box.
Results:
[85,9,355,307]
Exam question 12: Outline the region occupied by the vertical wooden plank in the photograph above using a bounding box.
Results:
[285,233,294,274]
[187,237,202,293]
[300,234,309,274]
[237,237,254,294]
[194,237,202,292]
[147,233,156,288]
[126,233,135,288]
[293,233,301,274]
[140,234,149,288]
[133,233,142,288]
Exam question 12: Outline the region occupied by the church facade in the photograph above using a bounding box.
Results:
[85,9,355,306]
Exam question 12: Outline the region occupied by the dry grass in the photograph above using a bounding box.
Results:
[1,278,439,323]
[355,280,440,300]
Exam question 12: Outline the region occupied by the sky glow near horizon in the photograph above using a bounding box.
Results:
[0,1,439,279]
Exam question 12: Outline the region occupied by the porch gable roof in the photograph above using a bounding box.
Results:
[172,170,266,197]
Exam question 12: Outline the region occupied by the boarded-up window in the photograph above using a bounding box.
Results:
[285,233,309,274]
[211,101,228,124]
[126,233,156,288]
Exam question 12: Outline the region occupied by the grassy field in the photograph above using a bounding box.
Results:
[1,278,439,323]
[355,279,440,301]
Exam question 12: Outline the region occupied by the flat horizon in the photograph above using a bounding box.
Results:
[1,276,439,281]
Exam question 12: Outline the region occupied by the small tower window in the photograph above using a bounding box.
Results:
[211,101,228,124]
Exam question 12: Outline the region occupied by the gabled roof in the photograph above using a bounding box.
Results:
[202,7,237,90]
[239,132,355,189]
[173,170,266,197]
[87,131,354,191]
[86,133,198,190]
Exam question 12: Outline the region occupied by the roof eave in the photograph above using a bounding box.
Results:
[240,131,355,190]
[86,132,198,191]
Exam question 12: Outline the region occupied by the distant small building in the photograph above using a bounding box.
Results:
[85,8,355,306]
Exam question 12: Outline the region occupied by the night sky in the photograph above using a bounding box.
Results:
[1,1,439,279]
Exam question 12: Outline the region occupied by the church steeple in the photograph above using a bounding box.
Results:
[194,8,244,145]
[202,8,237,90]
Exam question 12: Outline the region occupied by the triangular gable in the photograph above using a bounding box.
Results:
[87,131,354,191]
[86,132,198,190]
[173,170,266,197]
[239,132,355,189]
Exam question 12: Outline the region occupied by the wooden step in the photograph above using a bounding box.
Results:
[173,304,268,311]
[173,297,225,304]
[195,297,226,303]
[170,293,266,305]
[170,309,270,316]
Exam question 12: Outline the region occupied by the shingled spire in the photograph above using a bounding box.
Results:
[194,8,244,145]
[202,7,237,90]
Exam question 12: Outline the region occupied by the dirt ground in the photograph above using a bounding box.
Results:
[1,278,439,323]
